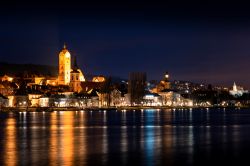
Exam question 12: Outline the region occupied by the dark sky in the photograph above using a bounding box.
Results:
[1,1,250,88]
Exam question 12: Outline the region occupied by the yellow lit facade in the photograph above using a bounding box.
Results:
[69,55,85,92]
[46,78,58,86]
[58,44,71,85]
[77,69,85,82]
[92,76,105,82]
[70,70,82,93]
[35,77,45,85]
[34,76,58,86]
[28,94,42,107]
[1,75,14,82]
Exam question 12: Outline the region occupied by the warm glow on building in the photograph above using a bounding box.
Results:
[151,72,171,93]
[1,75,14,82]
[58,44,71,85]
[46,79,58,86]
[35,77,45,85]
[8,96,14,107]
[77,69,85,82]
[70,70,82,93]
[28,94,42,107]
[92,76,105,82]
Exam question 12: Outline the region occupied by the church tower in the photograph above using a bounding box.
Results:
[70,56,82,92]
[58,44,71,85]
[161,72,171,90]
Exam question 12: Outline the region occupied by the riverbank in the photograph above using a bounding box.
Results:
[1,105,250,112]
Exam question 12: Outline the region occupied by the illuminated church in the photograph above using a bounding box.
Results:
[229,82,248,97]
[58,44,85,91]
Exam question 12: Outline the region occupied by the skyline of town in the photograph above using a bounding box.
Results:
[0,42,248,90]
[0,43,249,109]
[0,45,248,91]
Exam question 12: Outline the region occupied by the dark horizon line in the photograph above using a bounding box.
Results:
[0,61,238,89]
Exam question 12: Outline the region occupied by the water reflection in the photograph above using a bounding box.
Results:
[121,110,128,155]
[78,111,87,165]
[49,112,59,165]
[4,117,17,166]
[61,112,74,165]
[0,108,250,165]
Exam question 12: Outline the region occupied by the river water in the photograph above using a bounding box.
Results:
[0,108,250,166]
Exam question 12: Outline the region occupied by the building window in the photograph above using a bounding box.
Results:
[76,76,79,80]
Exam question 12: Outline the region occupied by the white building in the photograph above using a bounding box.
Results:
[28,94,42,107]
[229,82,248,97]
[143,93,162,106]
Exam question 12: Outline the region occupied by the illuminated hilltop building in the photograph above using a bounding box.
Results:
[58,44,71,85]
[58,44,85,87]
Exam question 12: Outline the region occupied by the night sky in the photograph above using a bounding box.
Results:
[1,1,250,88]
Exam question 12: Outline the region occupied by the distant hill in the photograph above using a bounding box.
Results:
[0,62,58,77]
[0,62,127,82]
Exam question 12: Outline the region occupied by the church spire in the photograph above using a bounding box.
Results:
[63,43,67,49]
[233,82,237,91]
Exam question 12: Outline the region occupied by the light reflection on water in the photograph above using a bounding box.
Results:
[1,108,250,165]
[4,117,16,166]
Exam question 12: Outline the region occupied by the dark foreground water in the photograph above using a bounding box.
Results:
[1,108,250,166]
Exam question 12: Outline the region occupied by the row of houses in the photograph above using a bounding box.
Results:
[0,89,193,108]
[0,72,196,108]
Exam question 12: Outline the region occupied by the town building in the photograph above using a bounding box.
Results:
[28,93,43,107]
[58,44,71,85]
[69,56,82,93]
[151,72,171,93]
[0,82,17,96]
[229,82,248,97]
[143,93,162,106]
[92,76,105,82]
[8,95,29,107]
[1,74,14,82]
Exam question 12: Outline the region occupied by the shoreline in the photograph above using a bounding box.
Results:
[0,105,249,112]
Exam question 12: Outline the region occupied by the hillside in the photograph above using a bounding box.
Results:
[0,62,126,83]
[0,62,58,77]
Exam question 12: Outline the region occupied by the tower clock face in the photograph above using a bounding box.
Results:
[65,52,70,58]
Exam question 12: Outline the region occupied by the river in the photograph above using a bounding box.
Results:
[0,108,249,165]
